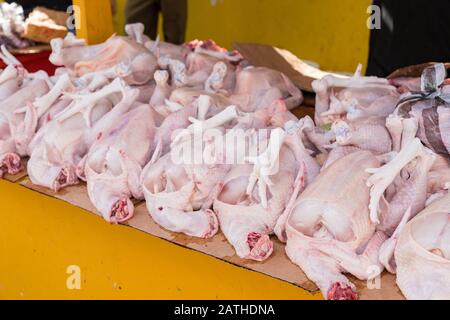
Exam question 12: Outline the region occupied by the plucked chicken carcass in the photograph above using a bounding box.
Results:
[27,79,127,191]
[0,46,82,178]
[50,32,158,85]
[395,194,450,300]
[230,66,303,112]
[81,90,158,223]
[15,73,76,157]
[0,77,50,177]
[282,133,436,299]
[141,105,241,238]
[162,65,303,114]
[283,151,381,300]
[215,119,320,261]
[141,97,297,239]
[313,65,399,125]
[80,88,202,223]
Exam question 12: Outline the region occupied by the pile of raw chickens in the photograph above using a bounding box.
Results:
[0,2,31,49]
[1,23,449,300]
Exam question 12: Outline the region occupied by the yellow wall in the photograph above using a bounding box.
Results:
[115,0,371,72]
[0,180,321,299]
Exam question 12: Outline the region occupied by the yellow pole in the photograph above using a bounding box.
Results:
[72,0,114,44]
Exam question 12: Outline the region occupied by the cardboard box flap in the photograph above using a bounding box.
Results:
[233,43,347,92]
[388,62,450,79]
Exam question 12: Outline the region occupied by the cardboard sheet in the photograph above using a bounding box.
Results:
[20,176,405,300]
[233,43,347,92]
[388,62,450,79]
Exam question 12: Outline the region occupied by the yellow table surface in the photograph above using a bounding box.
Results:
[0,179,321,300]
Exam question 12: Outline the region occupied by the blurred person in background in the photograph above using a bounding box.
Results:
[367,0,450,77]
[125,0,187,45]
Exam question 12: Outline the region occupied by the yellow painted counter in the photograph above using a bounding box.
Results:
[0,180,321,299]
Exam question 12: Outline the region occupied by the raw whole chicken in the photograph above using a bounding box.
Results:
[141,96,297,240]
[82,92,158,223]
[282,134,436,300]
[215,119,320,261]
[230,66,303,112]
[283,151,381,300]
[312,65,399,125]
[27,79,127,191]
[50,32,158,85]
[395,194,450,300]
[16,73,76,157]
[141,106,242,238]
[0,78,50,177]
[80,89,203,223]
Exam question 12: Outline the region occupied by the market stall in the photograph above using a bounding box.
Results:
[1,0,449,302]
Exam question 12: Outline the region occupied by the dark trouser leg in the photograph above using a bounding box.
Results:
[125,0,160,39]
[161,0,187,45]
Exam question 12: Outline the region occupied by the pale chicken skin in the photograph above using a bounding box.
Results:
[332,116,392,155]
[313,65,399,125]
[230,66,303,112]
[84,99,158,223]
[284,151,381,300]
[140,106,241,239]
[215,120,320,261]
[0,79,50,177]
[27,79,127,191]
[395,194,450,300]
[50,34,158,85]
